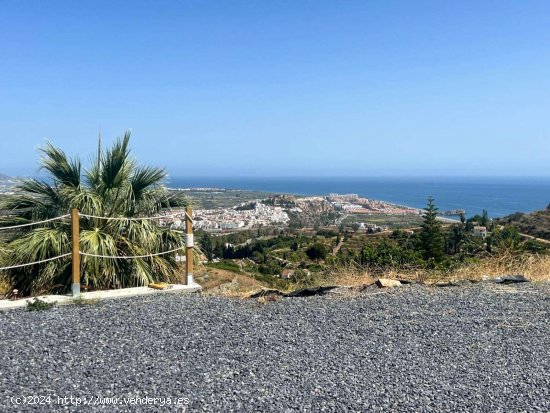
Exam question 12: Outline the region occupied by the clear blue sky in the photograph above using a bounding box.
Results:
[1,1,549,177]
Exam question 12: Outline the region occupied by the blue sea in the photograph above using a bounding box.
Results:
[168,176,550,218]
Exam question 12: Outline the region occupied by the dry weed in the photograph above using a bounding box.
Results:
[328,252,550,286]
[0,274,10,298]
[445,252,550,282]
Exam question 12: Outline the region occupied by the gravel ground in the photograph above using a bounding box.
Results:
[1,283,549,413]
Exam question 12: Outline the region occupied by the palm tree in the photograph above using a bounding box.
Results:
[0,131,188,295]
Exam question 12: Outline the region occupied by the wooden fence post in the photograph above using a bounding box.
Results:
[185,207,193,285]
[71,208,81,297]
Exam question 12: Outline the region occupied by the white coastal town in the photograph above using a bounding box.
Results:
[158,192,421,233]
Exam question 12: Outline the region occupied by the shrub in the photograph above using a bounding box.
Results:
[27,298,56,311]
[207,260,242,273]
[306,243,328,261]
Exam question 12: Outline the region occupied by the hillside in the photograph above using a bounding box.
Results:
[497,205,550,241]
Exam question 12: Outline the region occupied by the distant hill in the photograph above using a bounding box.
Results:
[496,205,550,241]
[0,173,11,181]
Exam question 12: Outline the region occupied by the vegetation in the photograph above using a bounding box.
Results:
[186,189,275,210]
[305,243,328,261]
[5,146,546,299]
[0,132,187,296]
[420,196,445,262]
[72,296,101,306]
[27,297,56,311]
[342,213,424,228]
[191,197,550,297]
[360,239,424,268]
[0,243,10,297]
[206,260,243,274]
[496,207,550,241]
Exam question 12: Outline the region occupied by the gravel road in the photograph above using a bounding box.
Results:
[1,283,549,412]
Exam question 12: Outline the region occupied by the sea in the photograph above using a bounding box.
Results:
[167,176,550,218]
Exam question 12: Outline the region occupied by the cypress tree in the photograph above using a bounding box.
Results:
[420,196,445,262]
[481,209,490,227]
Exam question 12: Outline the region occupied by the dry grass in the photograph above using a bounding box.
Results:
[327,266,376,287]
[197,268,236,290]
[198,267,273,298]
[444,252,550,282]
[326,252,550,288]
[257,293,280,305]
[0,274,10,298]
[327,264,427,287]
[197,252,550,298]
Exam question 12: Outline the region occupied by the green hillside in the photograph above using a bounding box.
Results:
[496,205,550,241]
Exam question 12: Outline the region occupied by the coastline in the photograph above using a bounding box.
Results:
[172,186,465,223]
[167,176,550,218]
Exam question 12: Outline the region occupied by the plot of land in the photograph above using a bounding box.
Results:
[181,189,275,210]
[343,212,425,228]
[1,283,549,412]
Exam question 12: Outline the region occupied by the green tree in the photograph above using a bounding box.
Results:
[480,209,490,227]
[305,243,328,261]
[291,269,314,286]
[199,232,214,261]
[251,251,265,263]
[486,236,492,253]
[211,239,224,258]
[361,240,423,268]
[447,225,461,254]
[0,132,187,295]
[420,196,445,262]
[493,225,521,250]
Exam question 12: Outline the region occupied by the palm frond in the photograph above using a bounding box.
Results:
[40,142,81,188]
[161,191,190,209]
[85,162,102,191]
[101,131,132,191]
[130,166,166,202]
[60,186,104,216]
[4,227,71,295]
[79,228,121,288]
[1,179,67,221]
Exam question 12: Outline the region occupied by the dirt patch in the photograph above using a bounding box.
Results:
[198,267,270,297]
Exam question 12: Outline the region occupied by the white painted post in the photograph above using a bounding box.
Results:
[185,207,193,285]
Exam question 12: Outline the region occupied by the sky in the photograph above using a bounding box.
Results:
[0,0,549,177]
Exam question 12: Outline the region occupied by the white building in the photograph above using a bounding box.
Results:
[473,226,488,239]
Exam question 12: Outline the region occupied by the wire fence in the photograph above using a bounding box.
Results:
[0,210,194,285]
[79,213,165,221]
[0,214,72,271]
[0,253,72,271]
[79,246,187,260]
[79,212,193,223]
[0,214,70,231]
